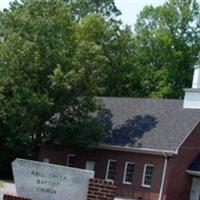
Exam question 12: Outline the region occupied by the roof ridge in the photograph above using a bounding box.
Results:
[99,96,183,101]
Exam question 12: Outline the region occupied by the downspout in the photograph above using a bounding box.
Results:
[158,155,168,200]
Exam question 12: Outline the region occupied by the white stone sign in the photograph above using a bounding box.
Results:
[12,159,94,200]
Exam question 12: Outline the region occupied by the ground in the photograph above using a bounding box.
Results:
[0,181,16,200]
[0,181,4,188]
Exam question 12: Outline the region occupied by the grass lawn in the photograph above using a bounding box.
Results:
[0,180,4,188]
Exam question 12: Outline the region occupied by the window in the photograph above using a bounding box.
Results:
[123,162,134,184]
[105,159,117,181]
[66,154,76,167]
[142,164,154,188]
[43,158,49,163]
[85,161,95,171]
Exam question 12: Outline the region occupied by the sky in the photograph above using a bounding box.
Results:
[115,0,166,25]
[0,0,166,26]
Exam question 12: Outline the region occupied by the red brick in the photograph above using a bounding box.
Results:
[164,123,200,200]
[89,187,99,192]
[3,195,32,200]
[39,122,200,200]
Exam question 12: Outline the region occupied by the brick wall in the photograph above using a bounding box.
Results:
[39,145,164,199]
[87,178,116,200]
[164,122,200,200]
[3,194,31,200]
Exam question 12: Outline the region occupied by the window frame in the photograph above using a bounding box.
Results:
[85,160,95,171]
[66,154,76,167]
[141,164,154,188]
[123,161,134,185]
[105,159,117,181]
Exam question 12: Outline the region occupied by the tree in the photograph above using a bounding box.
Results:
[101,26,141,97]
[64,0,121,21]
[133,0,200,98]
[76,13,141,97]
[0,0,108,178]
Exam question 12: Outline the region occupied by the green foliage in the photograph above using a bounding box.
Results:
[64,0,121,20]
[0,0,200,178]
[133,0,200,98]
[76,13,141,97]
[0,0,109,174]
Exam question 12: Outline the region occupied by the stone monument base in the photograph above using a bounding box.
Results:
[3,178,116,200]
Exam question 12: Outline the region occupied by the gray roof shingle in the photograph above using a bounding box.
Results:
[99,97,200,152]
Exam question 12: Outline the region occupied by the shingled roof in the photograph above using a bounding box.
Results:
[98,97,200,152]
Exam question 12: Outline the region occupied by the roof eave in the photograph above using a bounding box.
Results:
[184,88,200,92]
[186,170,200,177]
[97,144,176,157]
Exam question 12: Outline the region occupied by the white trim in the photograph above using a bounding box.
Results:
[141,164,154,188]
[123,161,134,185]
[158,157,168,200]
[175,121,200,154]
[186,170,200,177]
[98,144,175,156]
[105,159,117,181]
[66,153,76,166]
[184,88,200,92]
